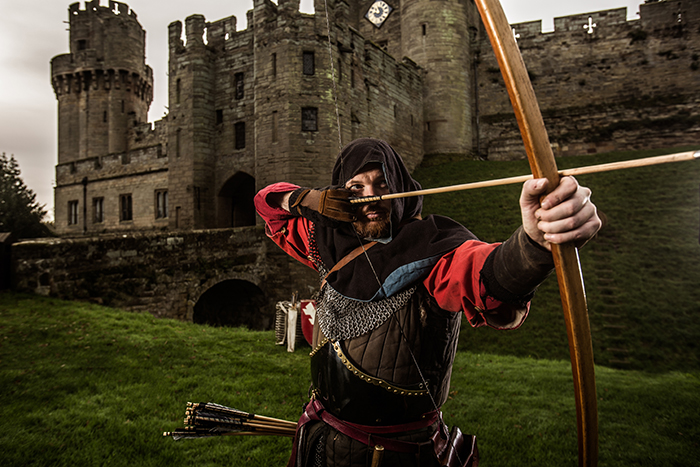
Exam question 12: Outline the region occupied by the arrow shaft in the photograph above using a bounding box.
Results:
[350,150,699,204]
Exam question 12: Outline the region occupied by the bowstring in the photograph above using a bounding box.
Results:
[322,0,344,176]
[321,0,453,443]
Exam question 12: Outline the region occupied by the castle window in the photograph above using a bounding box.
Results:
[103,111,107,123]
[272,53,277,78]
[176,78,181,105]
[120,194,133,222]
[216,109,224,125]
[422,24,427,36]
[302,107,318,131]
[235,122,246,149]
[272,111,278,143]
[303,51,315,76]
[93,198,104,223]
[235,72,244,100]
[176,129,182,157]
[155,190,168,219]
[194,187,201,211]
[68,200,79,225]
[77,39,87,51]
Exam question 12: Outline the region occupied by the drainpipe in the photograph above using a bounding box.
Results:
[82,177,88,235]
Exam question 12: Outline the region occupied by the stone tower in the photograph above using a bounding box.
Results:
[167,16,217,230]
[399,0,479,156]
[51,1,153,164]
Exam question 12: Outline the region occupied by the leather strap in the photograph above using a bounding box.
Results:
[301,399,437,453]
[320,242,378,289]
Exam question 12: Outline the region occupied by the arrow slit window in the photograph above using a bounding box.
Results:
[302,107,318,132]
[303,52,315,76]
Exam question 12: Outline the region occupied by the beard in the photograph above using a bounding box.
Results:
[352,206,391,239]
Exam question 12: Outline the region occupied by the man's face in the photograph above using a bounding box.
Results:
[345,164,392,239]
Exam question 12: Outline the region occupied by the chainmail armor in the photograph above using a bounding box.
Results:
[308,224,417,341]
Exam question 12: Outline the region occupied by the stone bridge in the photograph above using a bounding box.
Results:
[11,227,317,329]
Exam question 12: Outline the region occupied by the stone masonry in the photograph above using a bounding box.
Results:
[478,1,700,160]
[12,226,317,328]
[20,0,699,324]
[49,0,700,236]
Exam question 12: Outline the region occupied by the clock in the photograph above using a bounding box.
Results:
[365,1,393,28]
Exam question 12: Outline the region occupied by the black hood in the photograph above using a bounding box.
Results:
[315,138,477,301]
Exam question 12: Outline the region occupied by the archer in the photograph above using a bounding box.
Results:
[254,137,601,467]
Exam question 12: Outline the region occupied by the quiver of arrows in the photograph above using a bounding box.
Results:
[163,402,297,440]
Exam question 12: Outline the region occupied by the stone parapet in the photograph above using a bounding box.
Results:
[11,227,316,327]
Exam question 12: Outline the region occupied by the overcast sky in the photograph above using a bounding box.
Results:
[0,0,644,220]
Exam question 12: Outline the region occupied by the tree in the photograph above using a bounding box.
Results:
[0,152,52,239]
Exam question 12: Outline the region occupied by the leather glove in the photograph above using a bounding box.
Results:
[289,187,356,226]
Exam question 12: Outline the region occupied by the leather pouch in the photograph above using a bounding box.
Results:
[431,426,479,467]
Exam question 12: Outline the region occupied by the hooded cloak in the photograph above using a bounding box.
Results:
[316,138,478,301]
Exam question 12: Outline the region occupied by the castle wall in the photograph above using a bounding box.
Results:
[477,1,700,160]
[50,0,700,233]
[54,143,168,235]
[11,227,317,328]
[252,0,424,193]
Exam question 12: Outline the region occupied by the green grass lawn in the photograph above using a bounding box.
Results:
[1,293,698,466]
[2,147,700,466]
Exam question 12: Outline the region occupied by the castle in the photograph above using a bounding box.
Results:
[51,0,700,236]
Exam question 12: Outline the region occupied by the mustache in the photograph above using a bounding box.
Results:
[358,203,390,215]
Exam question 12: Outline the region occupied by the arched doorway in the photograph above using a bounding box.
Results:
[217,172,255,228]
[193,279,269,329]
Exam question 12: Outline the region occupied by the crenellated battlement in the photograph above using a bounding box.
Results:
[68,1,138,21]
[168,13,249,53]
[511,8,630,39]
[65,0,147,73]
[511,0,700,40]
[51,68,152,103]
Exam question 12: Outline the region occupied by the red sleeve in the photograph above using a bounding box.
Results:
[423,240,529,330]
[254,183,316,270]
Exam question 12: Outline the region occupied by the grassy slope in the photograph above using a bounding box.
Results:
[2,147,700,466]
[1,293,698,466]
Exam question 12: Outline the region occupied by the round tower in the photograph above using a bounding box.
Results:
[51,0,153,163]
[400,0,476,156]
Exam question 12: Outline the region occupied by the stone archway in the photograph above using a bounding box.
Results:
[217,171,256,228]
[193,279,269,329]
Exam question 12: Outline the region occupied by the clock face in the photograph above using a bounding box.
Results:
[366,1,392,28]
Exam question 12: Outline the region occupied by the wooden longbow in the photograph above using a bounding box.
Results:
[474,1,599,466]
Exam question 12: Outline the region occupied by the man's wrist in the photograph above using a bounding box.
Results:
[482,225,555,303]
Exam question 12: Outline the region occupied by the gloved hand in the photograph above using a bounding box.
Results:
[289,187,356,226]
